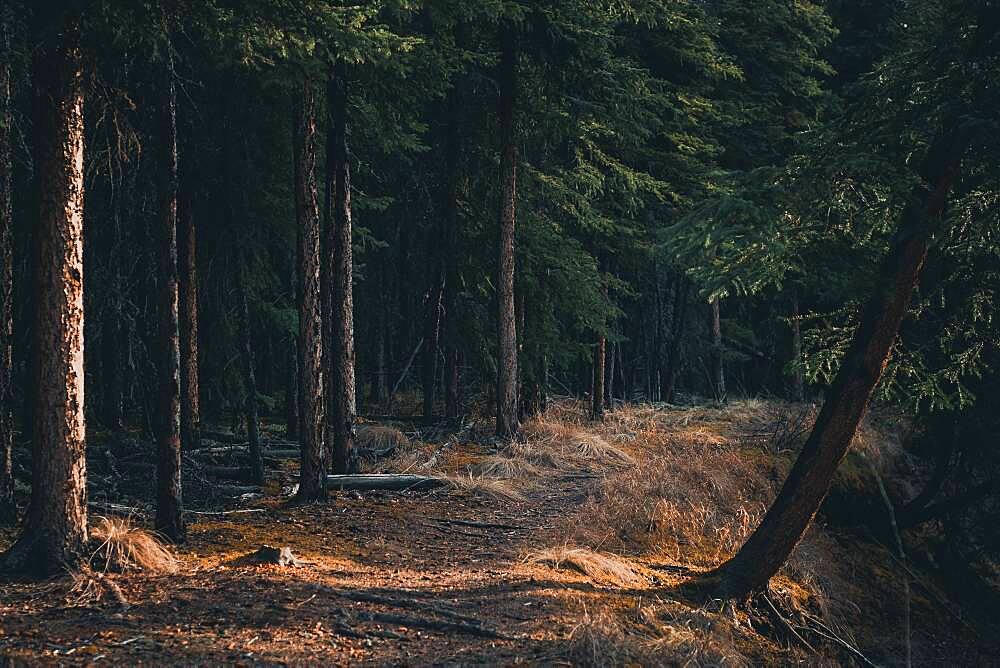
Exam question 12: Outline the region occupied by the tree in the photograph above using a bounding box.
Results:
[324,58,356,474]
[495,23,520,441]
[2,13,87,573]
[178,188,200,449]
[294,76,325,501]
[154,31,185,543]
[0,3,15,526]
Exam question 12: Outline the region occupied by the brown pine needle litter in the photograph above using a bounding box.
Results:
[90,516,179,574]
[526,546,648,587]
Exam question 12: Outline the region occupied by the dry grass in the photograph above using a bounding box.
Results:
[565,601,751,667]
[521,415,636,470]
[90,516,179,574]
[356,424,412,453]
[526,546,648,587]
[467,454,543,480]
[441,473,526,503]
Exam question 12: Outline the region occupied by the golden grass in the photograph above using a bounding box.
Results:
[522,416,636,470]
[90,516,179,574]
[356,424,412,453]
[526,546,648,587]
[441,473,526,502]
[468,454,543,480]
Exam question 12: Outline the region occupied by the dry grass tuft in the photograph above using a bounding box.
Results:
[522,415,635,470]
[468,455,543,480]
[565,602,749,667]
[527,546,648,587]
[356,424,412,453]
[90,516,179,574]
[442,473,526,502]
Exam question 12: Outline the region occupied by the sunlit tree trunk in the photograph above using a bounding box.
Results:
[2,17,88,571]
[495,26,519,440]
[698,127,971,600]
[323,59,356,473]
[154,47,184,543]
[294,78,325,500]
[178,189,200,448]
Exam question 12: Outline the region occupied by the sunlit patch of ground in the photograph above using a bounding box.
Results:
[0,399,995,665]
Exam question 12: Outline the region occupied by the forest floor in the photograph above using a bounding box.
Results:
[1,399,998,666]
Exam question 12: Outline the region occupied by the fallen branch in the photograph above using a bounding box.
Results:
[324,474,445,492]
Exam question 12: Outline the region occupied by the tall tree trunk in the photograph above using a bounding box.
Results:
[789,289,804,402]
[0,6,15,525]
[421,270,443,420]
[697,127,971,601]
[709,297,725,404]
[154,48,184,543]
[285,259,299,441]
[237,266,263,485]
[495,26,519,440]
[294,78,325,501]
[592,336,606,421]
[2,18,87,572]
[324,59,356,474]
[662,275,690,404]
[605,340,616,407]
[178,188,200,448]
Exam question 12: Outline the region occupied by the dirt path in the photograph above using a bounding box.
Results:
[0,470,607,665]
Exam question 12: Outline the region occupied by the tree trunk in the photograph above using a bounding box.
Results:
[445,348,461,418]
[154,49,184,543]
[0,7,15,525]
[697,127,971,600]
[421,270,443,420]
[237,267,264,486]
[294,78,325,501]
[285,316,299,440]
[605,340,616,407]
[178,188,200,448]
[592,336,606,421]
[709,297,725,404]
[495,26,519,441]
[2,18,88,572]
[789,289,804,402]
[369,288,387,408]
[662,275,690,404]
[323,59,356,474]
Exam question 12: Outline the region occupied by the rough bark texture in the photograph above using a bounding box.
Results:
[495,27,519,441]
[2,19,88,572]
[294,79,325,501]
[237,270,264,486]
[789,290,804,401]
[709,297,725,404]
[0,7,15,525]
[154,55,185,543]
[178,188,200,448]
[592,336,606,421]
[324,60,356,474]
[701,127,971,600]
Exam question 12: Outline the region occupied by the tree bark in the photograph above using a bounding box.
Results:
[237,266,264,486]
[0,6,15,525]
[697,126,971,600]
[709,297,726,404]
[495,26,519,440]
[421,270,443,420]
[154,47,184,543]
[2,17,88,572]
[592,336,606,421]
[178,187,200,448]
[294,78,325,501]
[323,59,356,474]
[662,275,690,404]
[789,289,804,401]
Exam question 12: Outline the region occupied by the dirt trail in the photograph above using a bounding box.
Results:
[0,468,608,665]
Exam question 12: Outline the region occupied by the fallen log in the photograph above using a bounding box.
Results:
[324,474,445,492]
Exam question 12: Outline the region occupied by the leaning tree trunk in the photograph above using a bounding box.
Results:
[154,52,185,543]
[0,7,15,526]
[697,127,971,600]
[324,59,356,474]
[178,187,200,449]
[708,297,725,404]
[495,27,519,441]
[293,78,325,501]
[2,19,88,572]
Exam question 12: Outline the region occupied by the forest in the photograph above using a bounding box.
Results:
[1,0,999,664]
